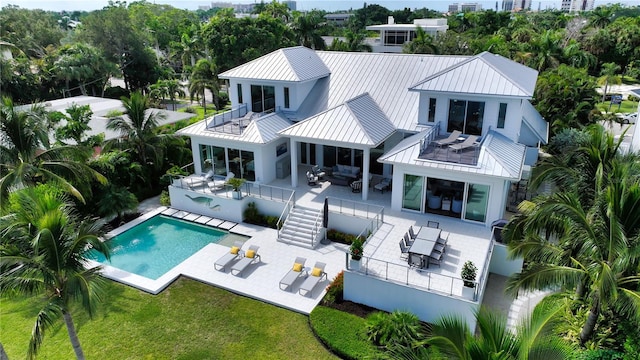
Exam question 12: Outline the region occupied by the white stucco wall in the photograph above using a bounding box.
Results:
[344,271,480,330]
[489,243,523,277]
[168,185,247,223]
[227,78,318,112]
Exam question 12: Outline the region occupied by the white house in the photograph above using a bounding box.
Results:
[365,17,449,53]
[178,46,547,227]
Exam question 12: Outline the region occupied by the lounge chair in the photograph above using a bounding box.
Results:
[214,241,245,272]
[279,257,307,291]
[311,165,326,179]
[350,180,362,193]
[449,135,479,153]
[209,172,235,191]
[230,245,260,277]
[373,178,391,193]
[298,262,327,297]
[433,130,462,147]
[306,171,319,186]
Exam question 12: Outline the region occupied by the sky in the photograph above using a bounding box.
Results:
[4,0,640,12]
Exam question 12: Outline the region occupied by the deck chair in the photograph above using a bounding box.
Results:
[209,172,235,191]
[350,180,362,193]
[214,241,244,272]
[298,262,328,297]
[230,245,260,277]
[373,178,391,193]
[306,171,319,186]
[428,251,442,267]
[399,240,409,260]
[279,257,307,291]
[433,130,462,147]
[449,135,479,153]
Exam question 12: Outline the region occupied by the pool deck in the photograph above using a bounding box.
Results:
[91,206,349,314]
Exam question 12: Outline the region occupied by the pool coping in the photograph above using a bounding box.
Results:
[88,207,250,295]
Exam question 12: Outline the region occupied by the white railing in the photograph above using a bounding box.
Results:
[347,254,481,301]
[205,104,248,129]
[276,191,296,238]
[325,196,385,223]
[246,183,294,203]
[474,238,495,302]
[310,209,324,248]
[419,122,441,153]
[171,175,292,202]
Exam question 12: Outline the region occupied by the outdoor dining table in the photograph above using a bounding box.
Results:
[408,227,442,268]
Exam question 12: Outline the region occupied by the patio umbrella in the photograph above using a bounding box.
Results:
[323,197,329,228]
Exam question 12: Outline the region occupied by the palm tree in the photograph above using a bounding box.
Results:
[526,30,564,71]
[0,97,106,204]
[164,79,186,111]
[598,62,622,102]
[175,32,204,71]
[261,0,291,22]
[390,305,573,359]
[403,27,439,54]
[104,92,168,169]
[0,188,111,360]
[188,58,220,114]
[290,12,326,50]
[345,30,372,52]
[588,6,613,29]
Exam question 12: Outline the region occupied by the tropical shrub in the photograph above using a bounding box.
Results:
[365,310,424,348]
[323,271,344,305]
[160,190,171,206]
[350,238,363,260]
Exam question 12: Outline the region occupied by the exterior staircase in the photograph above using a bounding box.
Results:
[278,206,324,249]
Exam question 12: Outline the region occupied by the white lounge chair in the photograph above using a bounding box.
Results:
[433,130,462,147]
[214,241,245,272]
[230,245,260,277]
[373,178,391,193]
[279,257,307,291]
[449,135,479,153]
[209,172,235,191]
[298,262,327,297]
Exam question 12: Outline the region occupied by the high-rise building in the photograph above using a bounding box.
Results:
[502,0,531,11]
[561,0,594,11]
[448,3,483,12]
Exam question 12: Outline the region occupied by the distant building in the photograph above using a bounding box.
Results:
[448,3,483,12]
[282,1,296,11]
[365,17,448,53]
[324,13,353,27]
[502,0,531,11]
[561,0,594,11]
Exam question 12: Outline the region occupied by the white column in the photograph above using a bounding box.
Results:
[290,139,298,187]
[192,141,202,174]
[362,147,370,201]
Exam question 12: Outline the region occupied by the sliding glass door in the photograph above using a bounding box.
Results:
[464,183,489,222]
[447,100,485,135]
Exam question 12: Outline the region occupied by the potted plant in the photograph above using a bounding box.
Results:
[349,238,364,270]
[226,178,246,200]
[461,260,477,287]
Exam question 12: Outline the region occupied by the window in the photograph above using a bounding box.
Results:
[250,85,275,112]
[497,103,507,129]
[284,87,290,108]
[428,98,436,122]
[464,183,489,222]
[384,30,407,45]
[237,84,243,105]
[402,174,423,211]
[447,100,485,135]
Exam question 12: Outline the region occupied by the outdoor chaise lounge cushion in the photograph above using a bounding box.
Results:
[230,245,260,277]
[214,241,244,272]
[434,130,462,147]
[449,135,479,152]
[298,262,327,297]
[209,172,235,190]
[279,257,307,291]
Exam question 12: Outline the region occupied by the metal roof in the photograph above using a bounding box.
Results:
[177,113,292,144]
[303,51,468,131]
[409,52,538,98]
[279,93,396,147]
[219,46,331,82]
[379,131,524,180]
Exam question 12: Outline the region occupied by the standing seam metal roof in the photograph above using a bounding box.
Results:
[176,113,292,144]
[409,52,538,98]
[279,93,395,147]
[219,46,331,82]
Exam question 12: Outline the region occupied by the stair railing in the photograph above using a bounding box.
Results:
[276,190,296,240]
[310,209,323,248]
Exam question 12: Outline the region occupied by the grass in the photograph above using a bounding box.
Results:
[309,305,381,360]
[1,277,337,360]
[596,100,639,114]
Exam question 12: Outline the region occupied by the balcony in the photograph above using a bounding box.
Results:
[419,135,481,166]
[205,104,257,136]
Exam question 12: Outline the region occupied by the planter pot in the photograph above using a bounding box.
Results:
[349,258,361,271]
[462,285,476,300]
[232,191,242,200]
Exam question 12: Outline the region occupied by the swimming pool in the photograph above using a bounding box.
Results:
[86,215,241,280]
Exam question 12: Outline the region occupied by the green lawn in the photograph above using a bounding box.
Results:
[596,99,639,114]
[1,277,337,360]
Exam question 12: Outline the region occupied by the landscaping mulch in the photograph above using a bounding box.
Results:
[327,300,378,318]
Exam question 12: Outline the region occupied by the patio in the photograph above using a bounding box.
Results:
[418,136,480,165]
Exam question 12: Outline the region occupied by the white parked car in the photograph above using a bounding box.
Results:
[621,112,637,124]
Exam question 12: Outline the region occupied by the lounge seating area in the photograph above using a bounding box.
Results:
[373,178,391,193]
[230,245,261,277]
[331,164,360,178]
[279,257,328,296]
[279,257,308,291]
[298,262,327,297]
[214,241,245,272]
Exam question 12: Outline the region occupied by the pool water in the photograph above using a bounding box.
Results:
[87,215,238,280]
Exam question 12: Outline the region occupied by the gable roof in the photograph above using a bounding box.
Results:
[279,93,395,147]
[379,130,524,180]
[177,112,291,144]
[409,52,538,98]
[219,46,331,82]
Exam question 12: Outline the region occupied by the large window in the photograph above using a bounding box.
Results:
[237,84,243,105]
[250,85,275,112]
[447,100,485,135]
[384,30,407,45]
[403,174,423,211]
[497,103,507,129]
[428,98,436,122]
[464,183,489,222]
[200,145,226,175]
